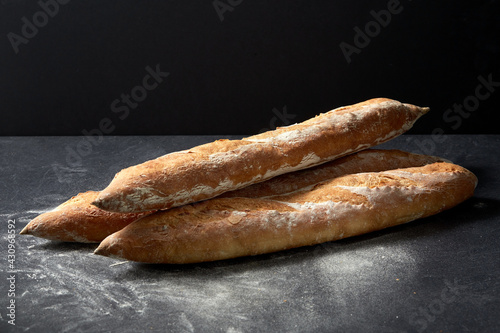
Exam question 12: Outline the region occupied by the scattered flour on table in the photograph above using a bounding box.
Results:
[13,226,419,332]
[309,241,418,324]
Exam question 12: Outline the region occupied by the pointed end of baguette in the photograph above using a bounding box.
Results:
[94,241,126,262]
[90,192,107,210]
[92,190,141,213]
[19,224,30,235]
[90,199,104,210]
[93,246,106,256]
[403,103,430,117]
[91,194,120,213]
[421,106,430,115]
[94,236,118,258]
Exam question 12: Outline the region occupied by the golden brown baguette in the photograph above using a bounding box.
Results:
[92,98,429,213]
[95,158,477,264]
[221,149,448,198]
[20,191,153,243]
[20,149,440,243]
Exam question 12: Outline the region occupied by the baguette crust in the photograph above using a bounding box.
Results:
[95,159,477,264]
[93,98,429,213]
[20,191,153,243]
[20,149,440,243]
[222,149,448,198]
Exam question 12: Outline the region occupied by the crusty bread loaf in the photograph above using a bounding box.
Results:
[20,191,153,243]
[95,157,477,264]
[221,149,448,199]
[92,98,429,213]
[20,149,441,243]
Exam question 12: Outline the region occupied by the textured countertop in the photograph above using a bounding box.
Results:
[1,135,499,333]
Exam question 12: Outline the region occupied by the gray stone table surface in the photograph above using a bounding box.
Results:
[0,135,499,333]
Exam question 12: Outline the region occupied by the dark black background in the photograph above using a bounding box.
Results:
[1,0,499,136]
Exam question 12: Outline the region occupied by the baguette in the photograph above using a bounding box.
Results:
[92,98,429,213]
[221,149,448,198]
[94,156,477,264]
[20,191,153,243]
[20,149,440,243]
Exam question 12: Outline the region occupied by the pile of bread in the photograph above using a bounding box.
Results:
[21,98,477,264]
